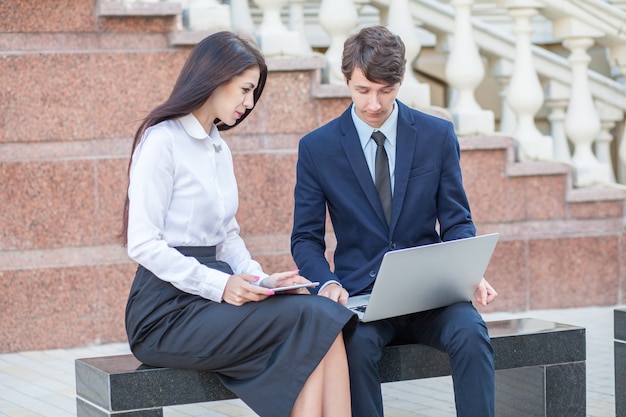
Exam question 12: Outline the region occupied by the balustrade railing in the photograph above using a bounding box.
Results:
[109,0,626,188]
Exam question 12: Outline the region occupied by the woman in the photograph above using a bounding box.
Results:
[120,31,357,417]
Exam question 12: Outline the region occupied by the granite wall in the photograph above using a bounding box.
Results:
[1,0,625,353]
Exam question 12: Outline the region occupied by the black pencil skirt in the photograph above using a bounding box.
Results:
[125,246,357,417]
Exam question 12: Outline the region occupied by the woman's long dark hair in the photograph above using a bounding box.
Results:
[119,31,268,245]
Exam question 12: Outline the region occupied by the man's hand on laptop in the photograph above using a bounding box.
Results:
[474,277,498,307]
[318,282,349,305]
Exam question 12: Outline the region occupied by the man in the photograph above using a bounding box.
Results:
[291,25,498,417]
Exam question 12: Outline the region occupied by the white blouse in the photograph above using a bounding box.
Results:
[127,113,267,302]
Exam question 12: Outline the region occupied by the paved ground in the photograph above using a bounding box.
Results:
[0,304,622,417]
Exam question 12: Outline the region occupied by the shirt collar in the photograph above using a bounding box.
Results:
[179,113,220,140]
[351,101,399,149]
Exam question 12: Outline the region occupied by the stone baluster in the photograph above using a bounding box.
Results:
[490,58,515,134]
[595,102,622,183]
[445,0,494,134]
[619,127,626,184]
[288,0,312,55]
[187,0,231,31]
[386,0,431,109]
[230,0,256,38]
[554,17,612,186]
[544,80,571,163]
[609,44,626,184]
[319,0,358,84]
[253,0,302,56]
[497,1,552,161]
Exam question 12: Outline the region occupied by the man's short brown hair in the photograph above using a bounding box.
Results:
[341,25,406,85]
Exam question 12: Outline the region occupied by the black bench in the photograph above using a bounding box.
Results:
[75,318,585,417]
[616,308,626,417]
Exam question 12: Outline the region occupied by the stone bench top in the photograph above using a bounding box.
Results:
[75,317,586,417]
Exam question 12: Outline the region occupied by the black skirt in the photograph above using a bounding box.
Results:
[125,247,357,417]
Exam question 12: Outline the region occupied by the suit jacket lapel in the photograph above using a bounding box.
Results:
[390,103,418,233]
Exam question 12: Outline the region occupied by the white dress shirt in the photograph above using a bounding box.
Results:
[127,113,267,302]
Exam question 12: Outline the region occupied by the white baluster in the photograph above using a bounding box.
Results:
[319,0,358,84]
[544,80,571,163]
[490,58,515,134]
[387,0,431,109]
[595,102,621,183]
[230,0,256,38]
[445,0,494,134]
[187,0,231,31]
[554,16,612,186]
[619,126,626,184]
[253,0,301,56]
[500,3,553,161]
[288,0,312,55]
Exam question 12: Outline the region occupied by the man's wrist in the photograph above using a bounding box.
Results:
[319,280,342,292]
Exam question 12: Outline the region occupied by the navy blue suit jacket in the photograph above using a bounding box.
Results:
[291,101,476,296]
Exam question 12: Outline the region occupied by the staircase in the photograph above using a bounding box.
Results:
[1,0,625,353]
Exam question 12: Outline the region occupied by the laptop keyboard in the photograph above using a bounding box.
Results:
[351,305,367,313]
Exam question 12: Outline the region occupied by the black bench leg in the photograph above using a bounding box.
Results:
[495,362,585,417]
[77,397,164,417]
[617,340,626,417]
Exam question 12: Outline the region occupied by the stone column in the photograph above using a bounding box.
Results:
[187,0,231,31]
[491,58,515,134]
[445,0,494,134]
[555,17,612,186]
[253,0,302,56]
[498,0,553,161]
[288,0,313,55]
[230,0,256,38]
[387,0,431,109]
[544,80,571,163]
[319,0,357,84]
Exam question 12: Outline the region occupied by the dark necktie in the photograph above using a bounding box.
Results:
[372,131,392,224]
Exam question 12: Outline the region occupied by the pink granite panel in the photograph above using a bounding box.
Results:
[253,71,320,135]
[568,200,624,219]
[462,149,526,223]
[0,160,97,251]
[95,157,132,245]
[254,254,298,275]
[91,51,187,140]
[475,239,527,314]
[234,153,298,236]
[0,271,32,352]
[2,53,93,143]
[0,262,135,353]
[528,236,620,309]
[97,262,135,344]
[522,175,566,220]
[0,0,96,33]
[316,98,352,126]
[0,33,171,53]
[98,17,176,34]
[0,267,101,352]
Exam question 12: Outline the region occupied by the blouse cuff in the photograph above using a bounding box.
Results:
[200,269,231,302]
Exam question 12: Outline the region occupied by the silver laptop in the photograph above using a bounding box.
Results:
[345,233,500,322]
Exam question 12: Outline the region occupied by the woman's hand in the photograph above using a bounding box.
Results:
[261,269,314,294]
[223,273,274,306]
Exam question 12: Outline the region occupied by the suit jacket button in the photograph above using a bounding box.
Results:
[369,270,376,278]
[390,242,396,249]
